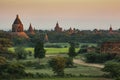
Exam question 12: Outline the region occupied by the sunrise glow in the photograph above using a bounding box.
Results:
[0,0,120,30]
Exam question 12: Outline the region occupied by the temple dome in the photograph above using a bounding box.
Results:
[13,15,22,24]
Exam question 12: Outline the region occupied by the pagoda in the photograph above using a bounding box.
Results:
[28,23,35,35]
[11,15,29,38]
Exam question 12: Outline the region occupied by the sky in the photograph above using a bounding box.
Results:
[0,0,120,30]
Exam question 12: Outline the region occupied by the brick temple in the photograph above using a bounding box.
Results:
[100,42,120,54]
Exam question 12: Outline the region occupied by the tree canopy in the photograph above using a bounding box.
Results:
[34,41,46,59]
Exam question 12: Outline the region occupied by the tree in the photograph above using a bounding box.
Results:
[0,31,12,52]
[0,31,13,59]
[102,61,120,78]
[48,56,66,76]
[0,62,26,79]
[68,42,77,58]
[34,41,46,63]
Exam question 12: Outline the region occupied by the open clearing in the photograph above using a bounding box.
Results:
[9,47,80,54]
[73,59,104,68]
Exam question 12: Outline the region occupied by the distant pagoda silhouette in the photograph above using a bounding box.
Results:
[11,14,29,38]
[109,24,113,33]
[12,14,23,32]
[54,22,62,32]
[28,23,35,35]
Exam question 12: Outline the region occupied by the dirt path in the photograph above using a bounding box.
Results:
[73,59,104,68]
[46,55,104,68]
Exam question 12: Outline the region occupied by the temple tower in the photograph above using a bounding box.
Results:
[12,15,24,32]
[109,24,113,33]
[54,22,62,32]
[28,23,35,35]
[11,15,29,38]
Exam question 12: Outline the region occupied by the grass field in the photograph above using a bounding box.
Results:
[22,77,112,80]
[9,47,80,54]
[25,64,105,76]
[9,43,96,54]
[19,56,105,77]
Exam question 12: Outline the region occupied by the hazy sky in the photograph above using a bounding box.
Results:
[0,0,120,30]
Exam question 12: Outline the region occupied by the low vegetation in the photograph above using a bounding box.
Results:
[84,53,116,63]
[102,61,120,79]
[0,31,115,80]
[48,56,66,76]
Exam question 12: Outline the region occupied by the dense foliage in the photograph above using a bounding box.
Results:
[0,31,12,51]
[15,47,27,60]
[0,31,14,59]
[34,41,46,63]
[0,57,26,79]
[85,53,116,63]
[64,57,73,67]
[68,42,77,58]
[102,61,120,78]
[48,56,66,76]
[11,30,120,47]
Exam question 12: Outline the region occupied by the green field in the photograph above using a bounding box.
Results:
[9,47,80,54]
[9,43,96,54]
[22,77,112,80]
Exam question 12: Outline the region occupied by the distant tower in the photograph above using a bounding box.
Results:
[94,29,99,34]
[54,22,62,32]
[109,24,113,33]
[11,15,29,38]
[28,23,35,35]
[12,14,24,32]
[68,27,74,34]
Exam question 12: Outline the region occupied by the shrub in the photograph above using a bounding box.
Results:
[64,57,73,67]
[114,55,120,62]
[15,47,27,60]
[78,48,87,54]
[48,56,66,76]
[85,53,116,63]
[21,61,48,69]
[0,62,26,79]
[102,61,120,78]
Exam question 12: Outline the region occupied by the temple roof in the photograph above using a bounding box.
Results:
[55,22,60,28]
[28,23,35,34]
[28,23,33,31]
[13,14,22,24]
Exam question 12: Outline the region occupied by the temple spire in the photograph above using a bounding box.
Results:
[12,14,23,32]
[54,21,62,32]
[109,24,113,34]
[56,21,59,27]
[16,14,19,19]
[28,23,35,35]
